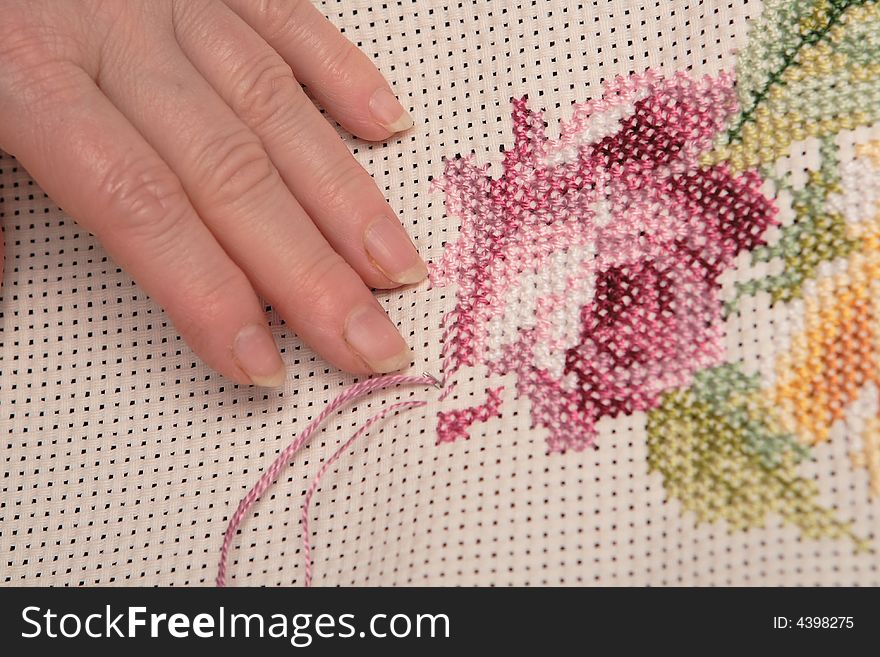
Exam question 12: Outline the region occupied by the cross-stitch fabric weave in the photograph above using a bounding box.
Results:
[2,0,880,586]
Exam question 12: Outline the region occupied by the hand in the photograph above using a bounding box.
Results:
[0,0,427,386]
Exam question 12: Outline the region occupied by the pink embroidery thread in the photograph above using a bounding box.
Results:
[217,373,435,587]
[217,70,784,585]
[436,386,505,444]
[430,70,778,451]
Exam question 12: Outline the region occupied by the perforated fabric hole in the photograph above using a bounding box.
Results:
[2,0,879,586]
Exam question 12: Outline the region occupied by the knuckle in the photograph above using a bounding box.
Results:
[0,26,81,107]
[312,158,369,214]
[233,53,301,129]
[322,41,361,84]
[195,128,278,207]
[0,9,75,64]
[96,155,190,241]
[0,60,83,116]
[0,3,98,77]
[287,249,353,323]
[174,268,246,343]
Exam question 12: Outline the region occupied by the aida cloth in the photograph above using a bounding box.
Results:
[2,0,880,586]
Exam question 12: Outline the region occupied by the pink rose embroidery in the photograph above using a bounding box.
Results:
[430,70,777,452]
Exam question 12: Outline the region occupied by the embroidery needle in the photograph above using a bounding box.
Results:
[422,371,444,389]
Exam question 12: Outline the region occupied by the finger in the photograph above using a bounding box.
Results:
[96,36,411,374]
[0,65,286,386]
[174,1,427,289]
[223,0,413,141]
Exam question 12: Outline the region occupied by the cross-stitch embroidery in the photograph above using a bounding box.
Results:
[430,0,880,548]
[431,70,778,451]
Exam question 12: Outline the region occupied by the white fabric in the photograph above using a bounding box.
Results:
[2,0,878,586]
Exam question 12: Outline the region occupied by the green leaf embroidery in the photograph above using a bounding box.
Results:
[707,0,880,172]
[724,136,857,315]
[646,364,867,549]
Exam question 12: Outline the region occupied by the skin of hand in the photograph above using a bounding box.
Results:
[0,0,428,387]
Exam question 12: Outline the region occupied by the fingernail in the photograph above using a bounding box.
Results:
[364,216,428,285]
[369,88,414,133]
[232,324,286,387]
[344,304,411,373]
